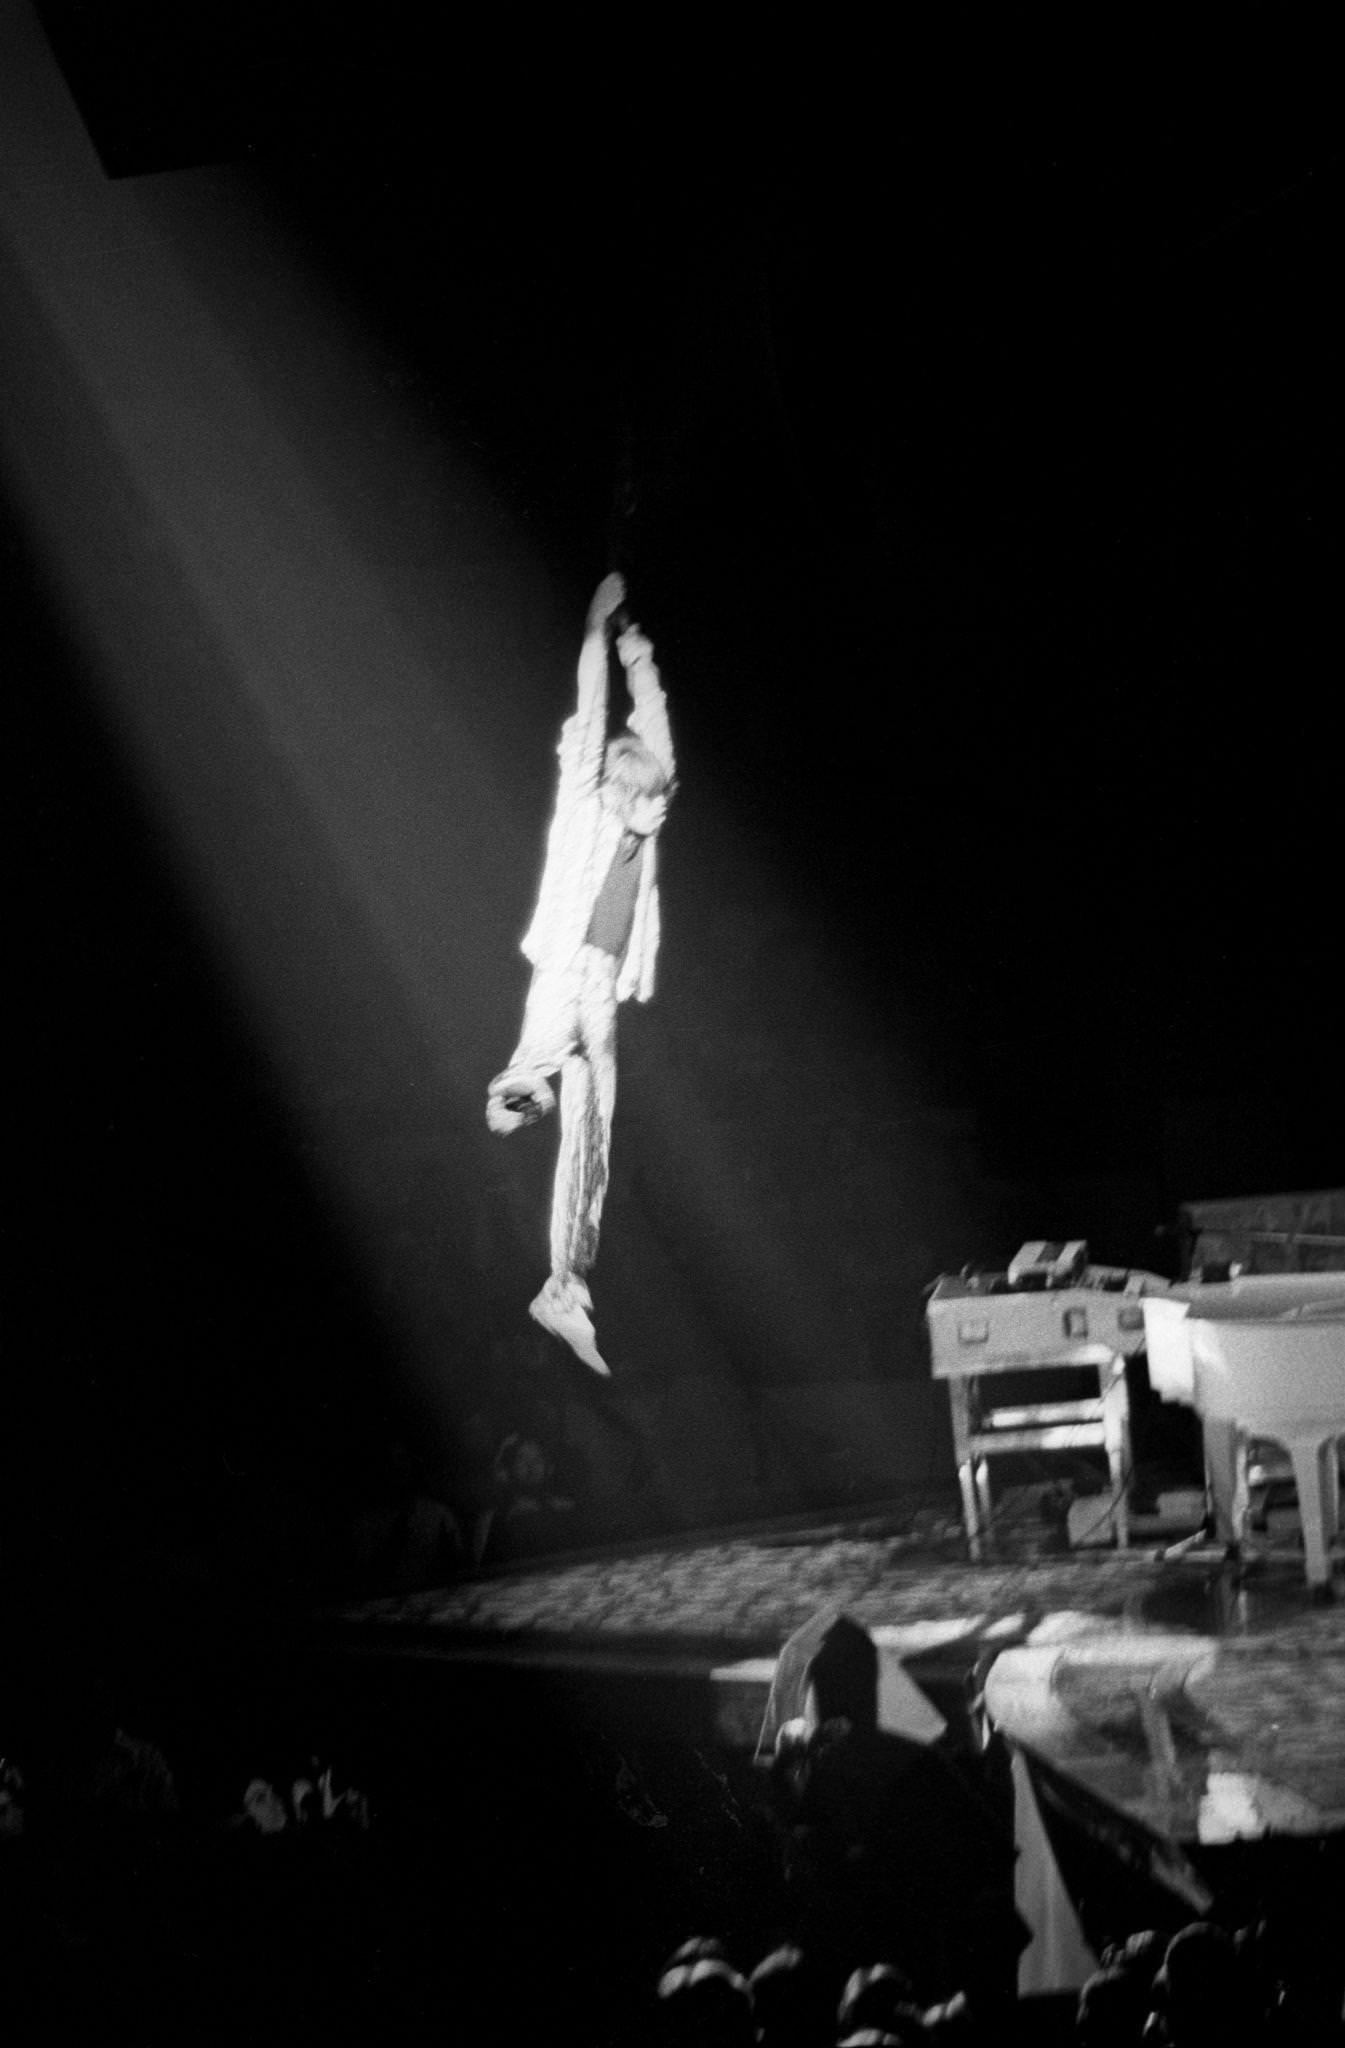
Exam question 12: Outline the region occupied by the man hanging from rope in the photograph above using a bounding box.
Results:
[486,574,676,1374]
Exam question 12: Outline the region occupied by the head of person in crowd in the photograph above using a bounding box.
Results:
[803,1614,880,1733]
[1149,1922,1244,2043]
[240,1776,290,1835]
[493,1432,552,1502]
[748,1945,834,2048]
[838,1963,926,2042]
[1076,1964,1151,2046]
[1099,1929,1165,1986]
[838,2024,929,2047]
[656,1955,754,2048]
[921,1990,975,2038]
[664,1935,729,1970]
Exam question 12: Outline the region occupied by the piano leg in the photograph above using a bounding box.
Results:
[1202,1415,1243,1554]
[1326,1437,1342,1548]
[1286,1434,1339,1596]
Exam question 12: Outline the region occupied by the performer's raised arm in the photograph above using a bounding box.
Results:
[613,617,675,784]
[558,571,627,800]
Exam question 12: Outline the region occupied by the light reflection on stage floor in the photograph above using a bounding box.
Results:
[326,1523,1345,1848]
[985,1614,1345,1845]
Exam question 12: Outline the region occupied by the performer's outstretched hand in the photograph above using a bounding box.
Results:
[587,571,627,633]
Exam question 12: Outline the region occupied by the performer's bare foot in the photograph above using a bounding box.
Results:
[486,1070,556,1135]
[530,1275,610,1376]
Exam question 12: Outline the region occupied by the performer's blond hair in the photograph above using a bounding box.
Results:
[603,731,674,805]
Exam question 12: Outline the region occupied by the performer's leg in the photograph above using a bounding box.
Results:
[530,948,619,1373]
[486,964,578,1133]
[551,949,619,1283]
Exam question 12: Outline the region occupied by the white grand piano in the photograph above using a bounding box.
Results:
[1142,1276,1345,1592]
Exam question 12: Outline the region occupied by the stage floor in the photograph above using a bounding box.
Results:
[324,1521,1345,1850]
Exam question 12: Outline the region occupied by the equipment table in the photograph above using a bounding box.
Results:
[926,1267,1167,1558]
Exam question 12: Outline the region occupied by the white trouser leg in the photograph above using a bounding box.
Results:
[548,947,618,1285]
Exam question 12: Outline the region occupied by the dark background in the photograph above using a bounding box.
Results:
[5,9,1341,1598]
